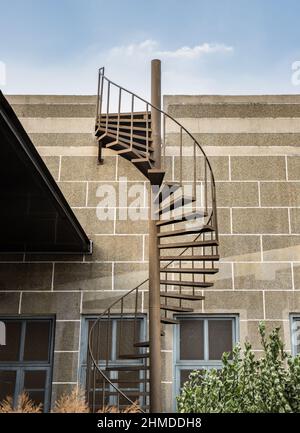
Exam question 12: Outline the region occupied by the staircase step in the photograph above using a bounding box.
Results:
[98,126,152,143]
[131,158,153,177]
[105,391,149,397]
[105,366,149,371]
[102,132,154,153]
[147,168,165,186]
[161,317,179,325]
[157,195,195,215]
[157,210,208,227]
[100,111,151,119]
[108,378,150,384]
[98,130,153,150]
[160,292,205,301]
[118,353,149,359]
[160,254,220,261]
[160,267,219,274]
[160,279,213,288]
[153,183,182,205]
[158,239,218,249]
[158,225,214,239]
[160,304,193,312]
[134,341,150,348]
[98,121,152,132]
[106,142,151,161]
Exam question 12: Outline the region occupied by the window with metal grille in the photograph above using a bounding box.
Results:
[80,316,147,409]
[0,317,55,412]
[174,315,238,405]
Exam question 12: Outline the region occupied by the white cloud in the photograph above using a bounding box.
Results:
[107,39,233,60]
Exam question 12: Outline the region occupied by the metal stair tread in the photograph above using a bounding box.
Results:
[156,195,196,215]
[160,292,205,301]
[160,254,220,261]
[160,279,213,287]
[118,353,149,359]
[160,267,219,274]
[157,210,208,226]
[160,304,193,312]
[158,239,219,249]
[158,224,214,238]
[160,317,179,324]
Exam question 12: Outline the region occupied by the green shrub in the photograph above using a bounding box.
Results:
[177,323,300,413]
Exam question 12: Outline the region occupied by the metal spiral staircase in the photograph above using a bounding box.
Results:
[87,64,219,412]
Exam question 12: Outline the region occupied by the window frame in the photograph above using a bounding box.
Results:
[0,316,55,412]
[173,314,239,410]
[79,314,147,407]
[290,314,300,356]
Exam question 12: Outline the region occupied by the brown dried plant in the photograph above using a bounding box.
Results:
[0,392,42,413]
[97,401,142,413]
[52,386,90,413]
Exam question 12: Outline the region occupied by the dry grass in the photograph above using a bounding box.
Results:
[52,386,89,413]
[0,393,42,413]
[0,387,142,413]
[97,401,142,413]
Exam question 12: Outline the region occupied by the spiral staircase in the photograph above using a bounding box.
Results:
[87,66,219,412]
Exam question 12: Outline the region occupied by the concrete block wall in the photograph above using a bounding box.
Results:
[0,94,299,411]
[1,95,150,403]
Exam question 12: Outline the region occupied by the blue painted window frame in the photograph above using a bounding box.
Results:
[173,314,239,409]
[0,316,55,412]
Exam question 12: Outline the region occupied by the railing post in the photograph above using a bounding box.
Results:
[149,59,162,413]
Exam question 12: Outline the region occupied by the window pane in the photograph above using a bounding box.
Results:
[208,320,233,360]
[88,320,112,362]
[180,369,193,388]
[24,321,51,361]
[116,320,141,358]
[180,319,204,360]
[0,321,21,361]
[292,319,300,354]
[118,370,140,390]
[24,370,46,389]
[0,370,16,401]
[26,391,45,407]
[180,369,204,388]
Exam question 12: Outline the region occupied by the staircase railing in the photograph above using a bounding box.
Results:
[87,228,214,412]
[88,67,219,412]
[95,67,218,238]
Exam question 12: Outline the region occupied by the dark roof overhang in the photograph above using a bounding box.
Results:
[0,91,92,254]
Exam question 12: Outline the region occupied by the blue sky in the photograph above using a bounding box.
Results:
[1,0,300,95]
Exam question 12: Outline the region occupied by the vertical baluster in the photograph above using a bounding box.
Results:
[106,82,110,134]
[204,160,208,216]
[92,327,96,413]
[193,141,196,201]
[119,298,124,357]
[134,288,139,344]
[106,310,110,369]
[130,95,134,151]
[180,127,183,185]
[117,88,122,142]
[162,114,166,169]
[146,103,149,155]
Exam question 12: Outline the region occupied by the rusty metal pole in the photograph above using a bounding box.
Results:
[149,59,162,413]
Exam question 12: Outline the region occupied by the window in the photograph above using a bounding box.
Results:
[0,318,54,411]
[291,315,300,355]
[174,315,238,401]
[80,316,147,409]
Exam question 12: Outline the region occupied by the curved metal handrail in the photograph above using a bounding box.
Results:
[87,224,213,411]
[88,68,219,412]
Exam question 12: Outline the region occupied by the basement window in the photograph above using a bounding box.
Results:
[80,316,147,410]
[0,317,55,412]
[174,315,238,403]
[291,315,300,355]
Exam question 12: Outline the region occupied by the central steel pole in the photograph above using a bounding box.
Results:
[149,59,162,413]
